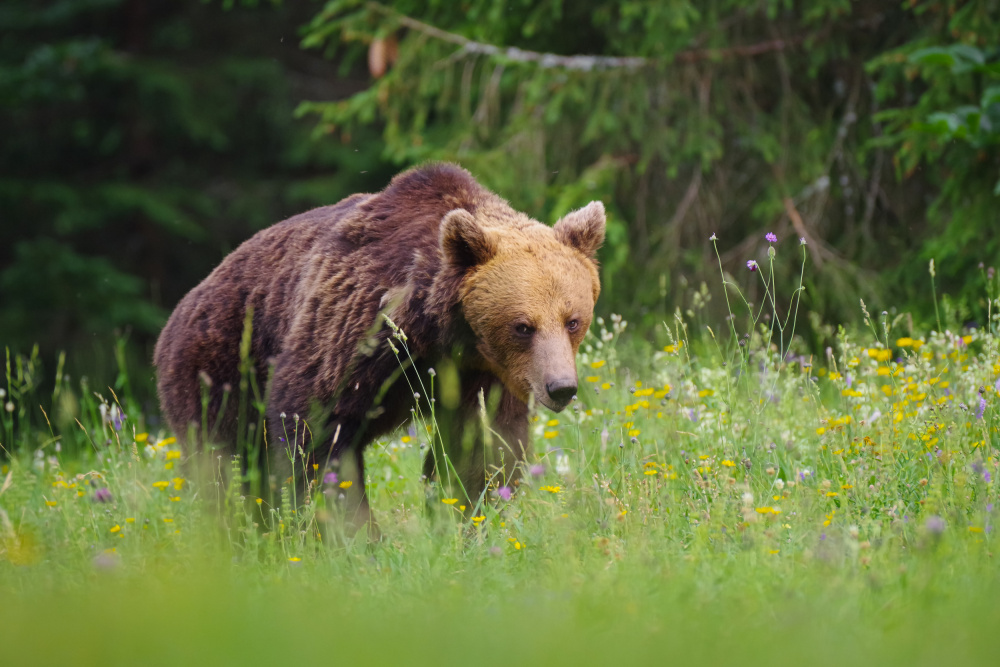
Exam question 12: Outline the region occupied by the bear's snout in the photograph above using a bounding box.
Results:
[544,378,578,411]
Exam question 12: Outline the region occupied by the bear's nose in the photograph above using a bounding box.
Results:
[546,379,577,408]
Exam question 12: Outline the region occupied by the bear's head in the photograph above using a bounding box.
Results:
[442,201,605,412]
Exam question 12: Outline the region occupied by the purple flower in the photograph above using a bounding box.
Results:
[496,486,512,501]
[746,260,758,272]
[529,464,546,478]
[976,396,987,420]
[925,515,946,535]
[799,237,807,245]
[92,487,113,503]
[765,232,777,243]
[323,472,338,485]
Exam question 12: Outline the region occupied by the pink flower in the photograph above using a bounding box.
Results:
[496,486,512,501]
[765,232,777,243]
[747,260,758,271]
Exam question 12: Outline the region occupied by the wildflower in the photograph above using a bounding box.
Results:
[92,487,113,503]
[93,550,119,571]
[721,460,735,467]
[747,260,758,271]
[496,486,512,501]
[529,464,545,479]
[441,498,458,505]
[924,516,945,536]
[152,481,169,490]
[339,480,353,489]
[976,396,987,420]
[109,525,121,533]
[539,485,561,494]
[288,557,301,563]
[799,237,806,245]
[710,233,717,241]
[323,472,338,485]
[765,232,777,243]
[471,516,486,525]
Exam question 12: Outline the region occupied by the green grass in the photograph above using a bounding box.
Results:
[2,248,999,666]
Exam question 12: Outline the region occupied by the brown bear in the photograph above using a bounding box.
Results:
[154,163,604,530]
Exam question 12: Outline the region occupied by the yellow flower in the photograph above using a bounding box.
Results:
[172,477,185,490]
[157,436,177,447]
[826,492,839,497]
[627,429,641,437]
[165,450,181,461]
[969,526,984,533]
[152,481,169,490]
[769,550,780,555]
[441,498,458,505]
[585,375,600,382]
[816,427,826,435]
[756,507,781,514]
[126,518,135,523]
[45,500,57,507]
[698,389,714,398]
[401,435,412,443]
[634,388,654,397]
[471,516,486,525]
[722,460,735,467]
[546,419,559,427]
[169,496,181,502]
[110,525,121,533]
[339,480,353,489]
[543,430,559,439]
[163,518,173,523]
[600,383,611,390]
[539,485,561,493]
[135,432,149,443]
[288,557,302,562]
[643,469,658,476]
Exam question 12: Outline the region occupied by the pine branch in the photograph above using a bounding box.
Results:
[366,1,809,71]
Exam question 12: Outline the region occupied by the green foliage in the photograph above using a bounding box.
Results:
[869,2,1000,318]
[300,0,1000,334]
[0,0,394,357]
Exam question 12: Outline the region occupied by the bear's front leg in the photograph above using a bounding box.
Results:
[423,377,531,509]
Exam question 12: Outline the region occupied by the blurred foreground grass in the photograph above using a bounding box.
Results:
[2,247,998,666]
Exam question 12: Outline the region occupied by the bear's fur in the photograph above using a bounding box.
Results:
[154,163,605,529]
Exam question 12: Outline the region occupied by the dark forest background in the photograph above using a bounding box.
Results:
[2,0,998,382]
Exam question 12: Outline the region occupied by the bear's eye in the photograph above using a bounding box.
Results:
[566,319,580,333]
[514,323,535,337]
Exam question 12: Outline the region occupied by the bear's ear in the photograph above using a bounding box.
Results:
[553,201,606,260]
[440,209,497,270]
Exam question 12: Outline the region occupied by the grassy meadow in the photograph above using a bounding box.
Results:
[1,243,998,666]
